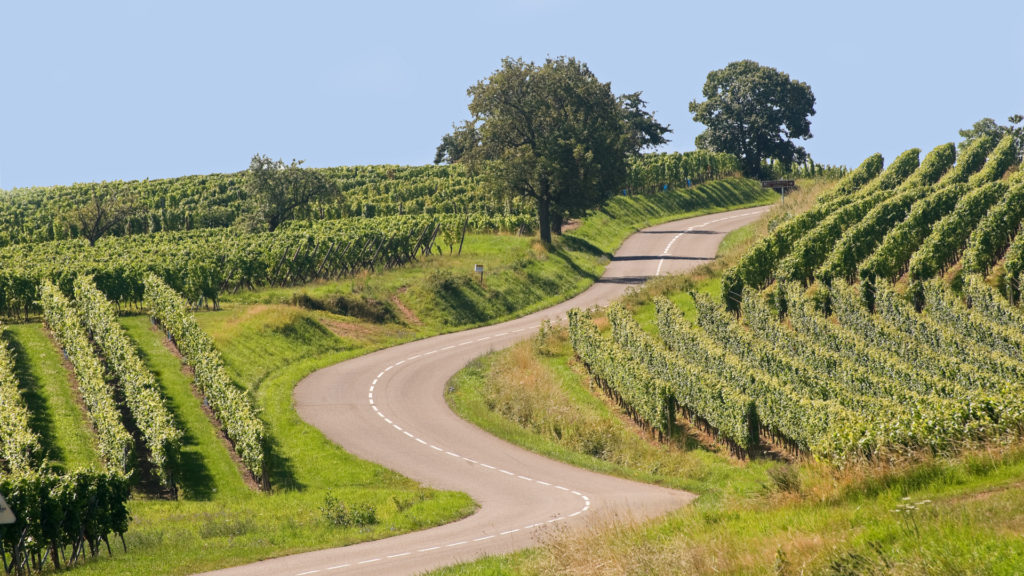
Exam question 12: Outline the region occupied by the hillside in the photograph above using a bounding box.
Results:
[436,137,1024,574]
[0,173,773,575]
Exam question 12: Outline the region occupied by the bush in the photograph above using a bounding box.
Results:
[319,492,377,527]
[291,292,399,324]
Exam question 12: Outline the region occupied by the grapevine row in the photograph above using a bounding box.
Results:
[0,470,131,572]
[721,153,885,309]
[965,134,1018,187]
[775,147,930,285]
[961,274,1024,331]
[566,308,673,437]
[782,283,1005,422]
[707,291,982,452]
[812,153,884,204]
[919,279,1024,363]
[625,151,740,193]
[142,274,266,483]
[0,163,530,247]
[907,181,1008,286]
[605,303,759,452]
[937,134,996,186]
[74,276,183,490]
[0,213,532,316]
[0,323,43,475]
[816,186,931,286]
[961,182,1024,275]
[39,281,133,473]
[873,281,1024,384]
[1002,208,1024,303]
[858,184,967,306]
[828,280,1024,410]
[654,297,869,461]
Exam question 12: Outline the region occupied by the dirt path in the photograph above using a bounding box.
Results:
[201,206,769,576]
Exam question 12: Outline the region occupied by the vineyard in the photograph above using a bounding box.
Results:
[571,135,1024,462]
[0,152,742,319]
[0,159,772,574]
[0,152,737,248]
[1,277,255,572]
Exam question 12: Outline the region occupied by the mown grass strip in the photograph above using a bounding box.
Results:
[118,315,250,500]
[3,323,101,471]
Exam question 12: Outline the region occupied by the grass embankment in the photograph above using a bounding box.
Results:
[437,179,1024,574]
[222,178,775,333]
[11,178,775,575]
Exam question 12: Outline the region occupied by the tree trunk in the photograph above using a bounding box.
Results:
[537,179,552,245]
[550,211,563,236]
[537,197,552,245]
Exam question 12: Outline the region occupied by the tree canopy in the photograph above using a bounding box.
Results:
[689,60,815,177]
[243,155,337,231]
[437,56,669,243]
[959,115,1023,163]
[65,185,142,246]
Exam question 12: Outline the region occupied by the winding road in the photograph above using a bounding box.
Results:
[202,205,769,576]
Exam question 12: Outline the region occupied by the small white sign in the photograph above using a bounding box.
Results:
[474,264,484,273]
[0,493,14,524]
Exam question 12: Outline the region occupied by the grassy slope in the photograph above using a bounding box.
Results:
[13,178,775,576]
[433,180,1024,575]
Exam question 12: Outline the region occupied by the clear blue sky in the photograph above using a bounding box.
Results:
[1,0,1021,190]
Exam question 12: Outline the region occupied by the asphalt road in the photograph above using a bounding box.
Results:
[201,205,769,576]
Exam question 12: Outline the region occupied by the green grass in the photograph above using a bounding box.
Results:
[219,178,776,335]
[571,179,776,256]
[3,323,100,471]
[72,487,475,576]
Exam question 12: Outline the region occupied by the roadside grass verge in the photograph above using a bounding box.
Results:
[70,487,476,576]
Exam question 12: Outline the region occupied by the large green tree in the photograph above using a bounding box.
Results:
[65,184,142,245]
[437,56,668,243]
[959,115,1023,163]
[689,60,815,177]
[243,155,336,231]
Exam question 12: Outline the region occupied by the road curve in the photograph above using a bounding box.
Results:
[202,205,769,576]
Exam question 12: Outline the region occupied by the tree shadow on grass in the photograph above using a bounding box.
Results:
[549,245,601,283]
[558,235,609,259]
[264,431,304,492]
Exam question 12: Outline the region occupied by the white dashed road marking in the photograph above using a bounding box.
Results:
[294,211,766,573]
[323,332,593,573]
